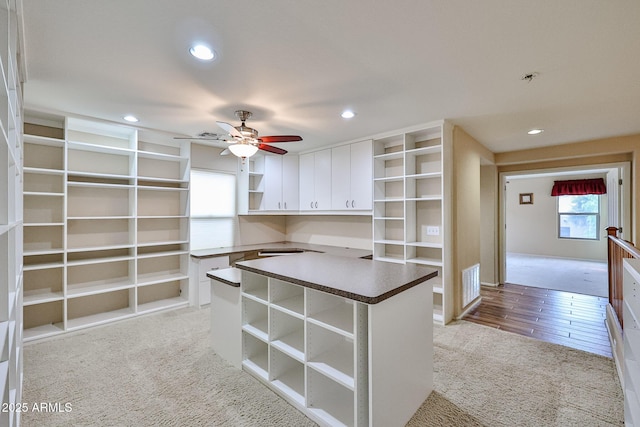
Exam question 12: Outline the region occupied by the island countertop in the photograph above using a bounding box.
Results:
[236,252,437,304]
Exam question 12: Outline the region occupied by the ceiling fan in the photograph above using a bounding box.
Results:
[177,110,302,158]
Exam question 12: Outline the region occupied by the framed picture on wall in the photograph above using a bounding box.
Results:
[519,193,533,205]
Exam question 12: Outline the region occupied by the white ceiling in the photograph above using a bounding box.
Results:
[20,0,640,154]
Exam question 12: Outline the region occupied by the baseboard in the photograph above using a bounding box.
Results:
[457,296,482,320]
[481,282,499,287]
[605,304,624,386]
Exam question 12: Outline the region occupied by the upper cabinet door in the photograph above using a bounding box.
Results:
[263,155,283,210]
[299,152,315,210]
[331,144,351,210]
[314,149,332,210]
[350,140,373,210]
[282,155,299,211]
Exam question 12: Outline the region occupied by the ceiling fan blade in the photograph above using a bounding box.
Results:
[220,148,230,156]
[258,135,302,143]
[258,143,288,155]
[216,121,243,138]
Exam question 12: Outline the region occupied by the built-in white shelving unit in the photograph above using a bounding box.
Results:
[241,271,368,426]
[623,259,640,427]
[1,0,24,424]
[372,120,452,324]
[22,114,190,342]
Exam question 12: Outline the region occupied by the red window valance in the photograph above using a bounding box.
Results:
[551,178,607,196]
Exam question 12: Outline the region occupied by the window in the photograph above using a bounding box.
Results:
[557,195,600,240]
[190,169,236,250]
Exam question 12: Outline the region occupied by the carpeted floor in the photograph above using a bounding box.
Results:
[22,307,623,426]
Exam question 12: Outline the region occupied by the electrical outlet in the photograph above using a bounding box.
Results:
[426,226,440,236]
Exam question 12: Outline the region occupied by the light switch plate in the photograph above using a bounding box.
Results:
[426,226,440,236]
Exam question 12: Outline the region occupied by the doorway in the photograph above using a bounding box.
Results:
[500,163,630,297]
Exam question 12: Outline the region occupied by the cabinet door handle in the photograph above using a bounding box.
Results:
[352,200,355,208]
[284,202,287,209]
[278,202,281,209]
[315,201,318,208]
[346,200,349,208]
[310,201,313,209]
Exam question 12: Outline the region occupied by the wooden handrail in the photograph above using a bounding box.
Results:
[606,226,640,329]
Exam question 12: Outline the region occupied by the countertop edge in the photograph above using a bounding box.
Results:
[236,263,437,304]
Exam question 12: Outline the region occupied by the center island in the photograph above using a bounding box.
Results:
[208,252,437,427]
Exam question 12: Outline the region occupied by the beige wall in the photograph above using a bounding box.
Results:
[452,127,495,315]
[285,215,372,250]
[496,133,640,244]
[505,174,608,261]
[237,215,286,245]
[480,165,499,285]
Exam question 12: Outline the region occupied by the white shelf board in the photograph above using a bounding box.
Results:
[23,166,65,175]
[242,321,269,342]
[136,271,189,287]
[308,341,355,390]
[308,304,354,337]
[67,281,135,299]
[22,248,64,257]
[405,145,442,156]
[137,150,187,161]
[137,240,188,248]
[373,175,404,183]
[23,323,64,342]
[67,181,134,189]
[23,191,64,197]
[136,250,189,259]
[66,170,135,181]
[243,357,269,381]
[405,196,442,201]
[137,185,188,192]
[373,216,404,221]
[23,290,64,306]
[405,172,442,179]
[373,239,405,245]
[23,134,65,147]
[67,215,134,220]
[433,306,444,323]
[373,151,404,161]
[67,140,135,155]
[405,241,443,249]
[23,222,65,227]
[373,197,405,202]
[271,329,305,362]
[373,255,405,264]
[242,289,269,304]
[67,255,134,267]
[271,368,305,406]
[66,308,136,331]
[406,257,443,267]
[67,244,135,254]
[137,297,188,315]
[271,295,304,318]
[137,215,188,220]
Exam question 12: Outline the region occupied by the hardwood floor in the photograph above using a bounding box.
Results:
[463,283,612,358]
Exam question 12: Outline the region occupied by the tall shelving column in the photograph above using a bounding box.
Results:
[371,121,452,324]
[372,135,405,263]
[136,132,190,313]
[0,0,23,424]
[65,117,138,330]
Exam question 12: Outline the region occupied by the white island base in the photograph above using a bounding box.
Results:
[210,253,434,427]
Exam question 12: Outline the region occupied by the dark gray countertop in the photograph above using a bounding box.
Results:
[191,241,372,259]
[236,252,437,304]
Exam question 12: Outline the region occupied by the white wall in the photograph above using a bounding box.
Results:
[480,165,499,285]
[505,173,608,261]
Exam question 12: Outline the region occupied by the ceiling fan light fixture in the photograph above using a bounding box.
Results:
[189,44,216,61]
[228,143,258,158]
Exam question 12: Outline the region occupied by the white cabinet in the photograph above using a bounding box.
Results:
[22,115,191,341]
[331,140,372,211]
[300,149,332,211]
[623,259,640,427]
[190,255,230,306]
[264,155,299,211]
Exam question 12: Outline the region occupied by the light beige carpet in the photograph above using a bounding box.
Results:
[22,307,623,426]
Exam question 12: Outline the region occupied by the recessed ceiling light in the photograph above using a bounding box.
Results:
[123,115,139,123]
[527,129,543,135]
[189,44,215,61]
[341,110,356,119]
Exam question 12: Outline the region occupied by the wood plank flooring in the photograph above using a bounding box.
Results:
[463,283,612,358]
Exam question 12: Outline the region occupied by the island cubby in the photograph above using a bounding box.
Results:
[22,114,191,341]
[372,120,452,324]
[235,253,434,427]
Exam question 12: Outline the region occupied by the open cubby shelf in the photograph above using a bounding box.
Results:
[22,117,190,341]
